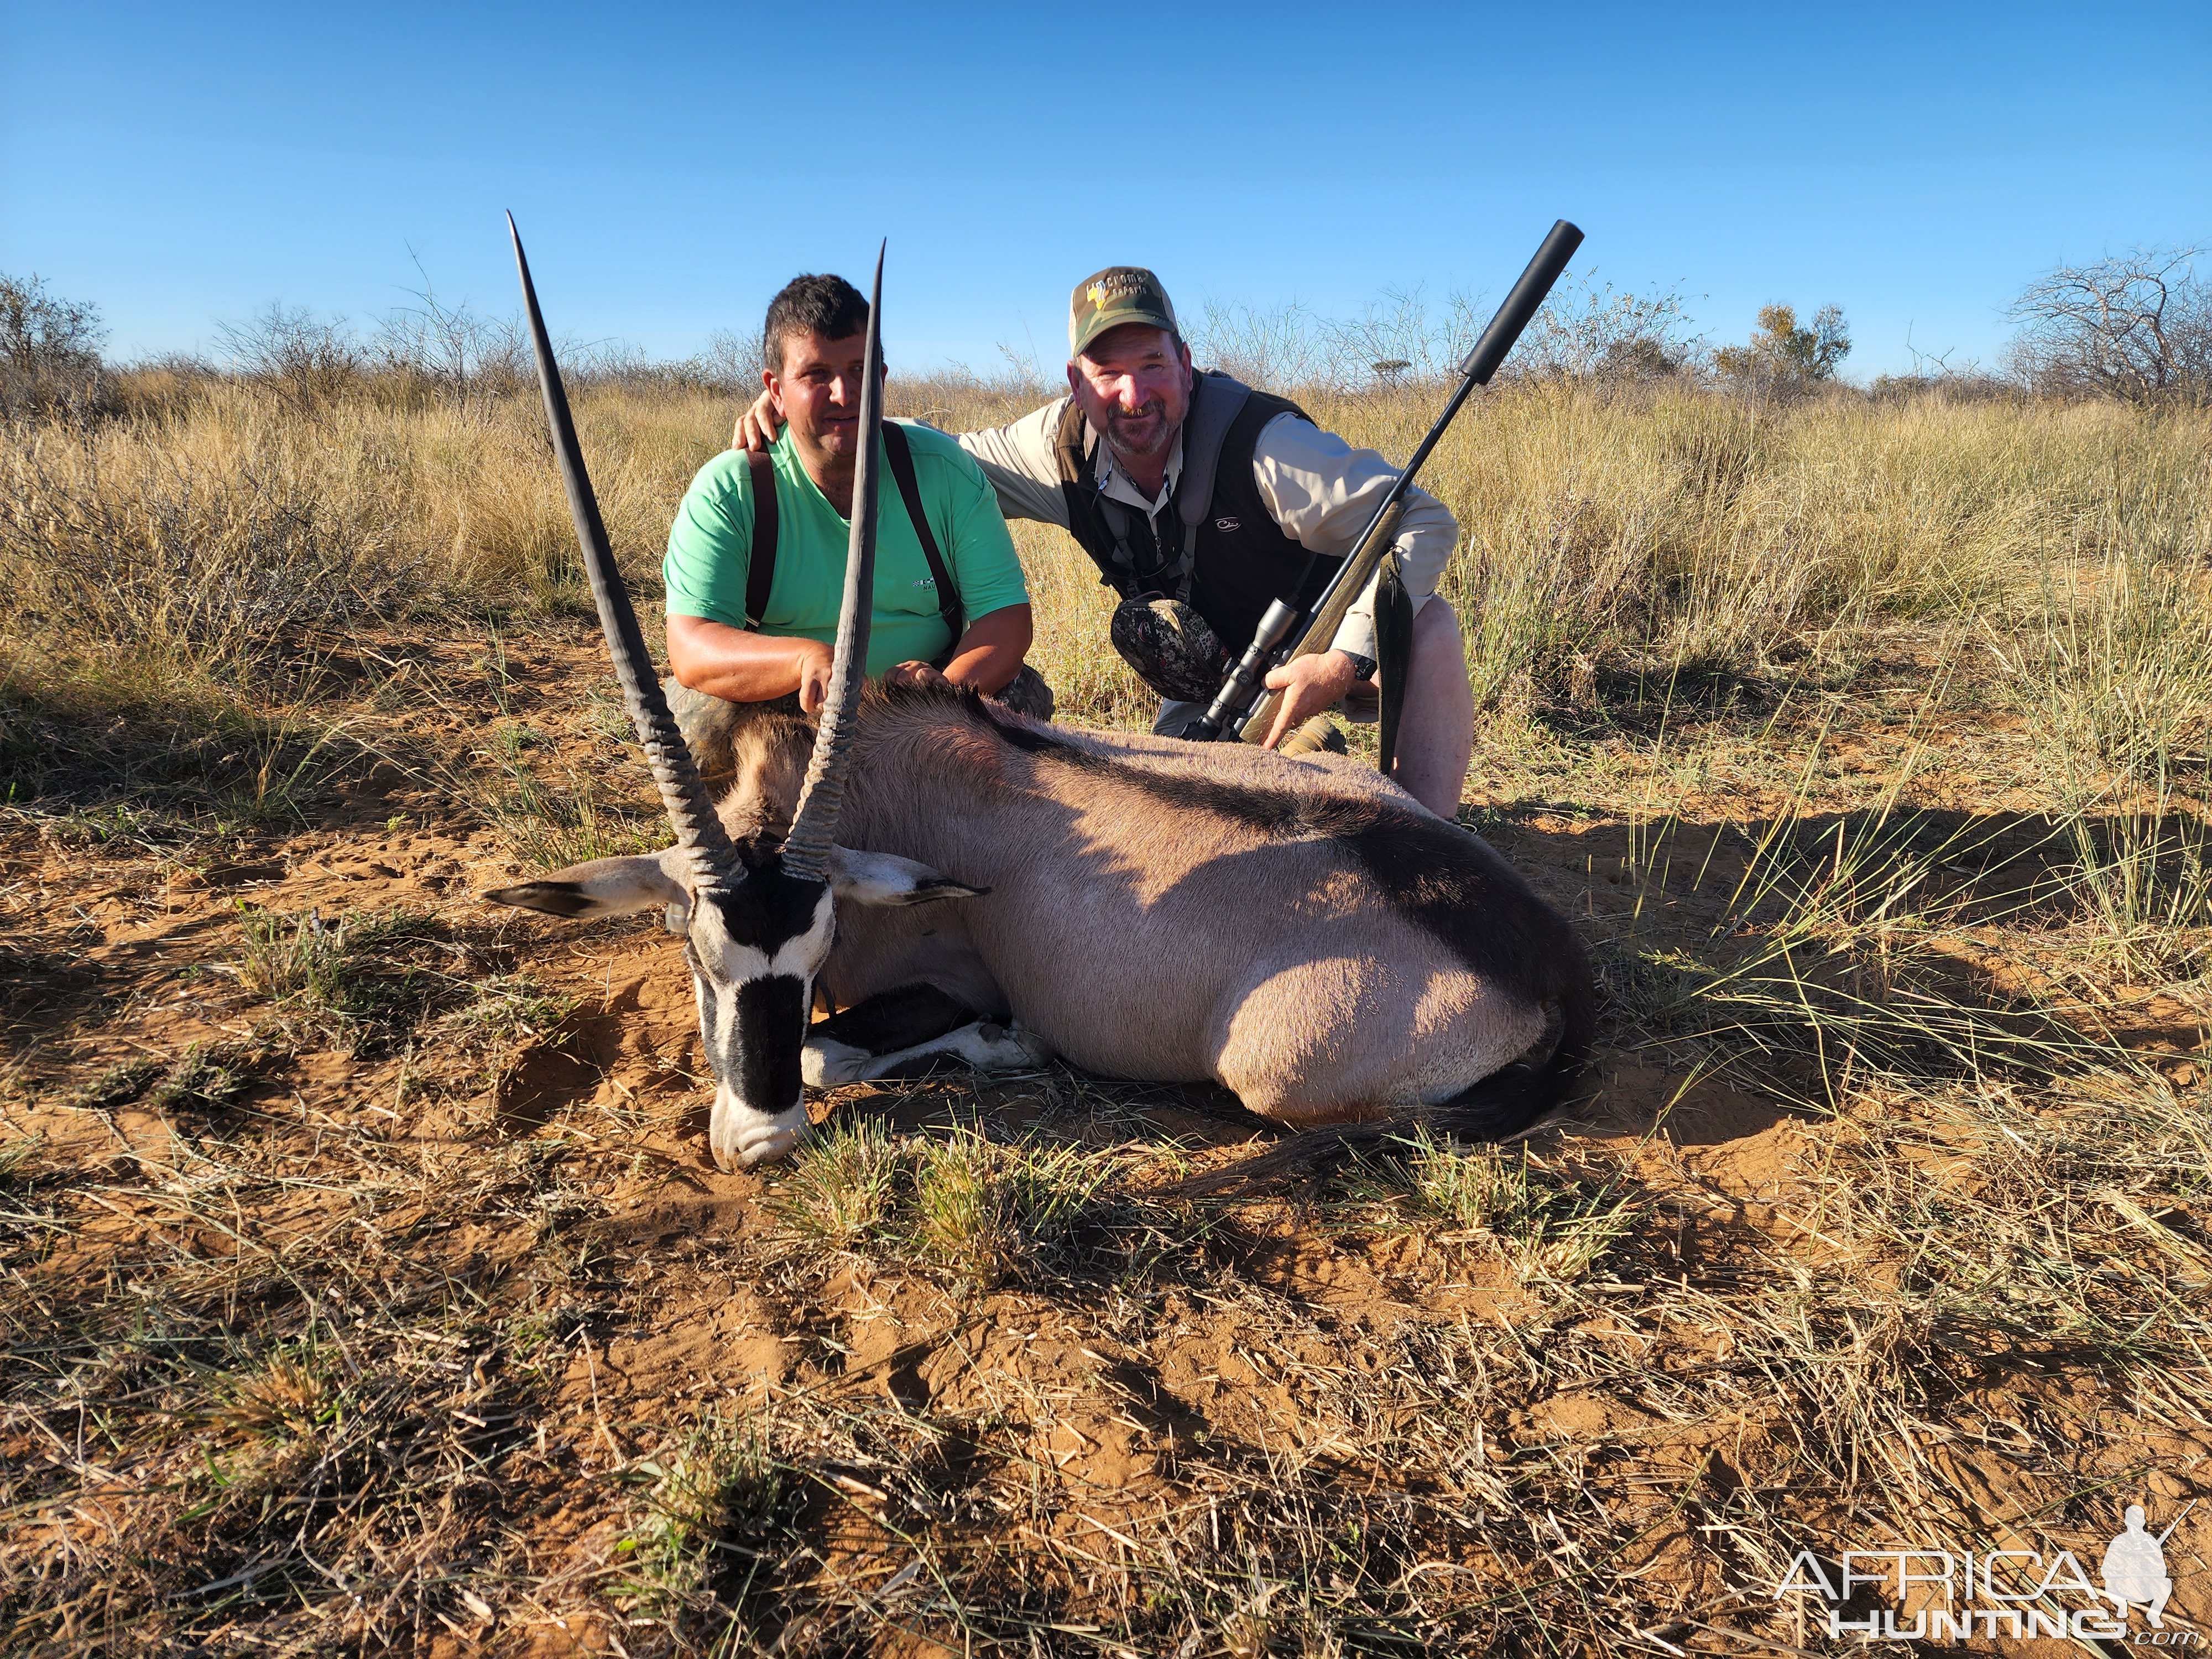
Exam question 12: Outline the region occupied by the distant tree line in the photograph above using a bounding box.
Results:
[4,243,2206,419]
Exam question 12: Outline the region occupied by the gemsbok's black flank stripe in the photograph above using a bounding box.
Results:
[914,682,1590,1042]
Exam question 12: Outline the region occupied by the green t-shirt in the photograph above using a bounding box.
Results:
[663,422,1029,677]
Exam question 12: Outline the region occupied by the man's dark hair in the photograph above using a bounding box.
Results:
[763,273,868,376]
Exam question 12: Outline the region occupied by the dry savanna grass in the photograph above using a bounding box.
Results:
[1,366,2209,1655]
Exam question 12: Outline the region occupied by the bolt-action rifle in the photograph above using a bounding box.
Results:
[1181,218,1585,748]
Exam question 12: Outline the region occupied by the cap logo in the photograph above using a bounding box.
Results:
[1087,272,1150,306]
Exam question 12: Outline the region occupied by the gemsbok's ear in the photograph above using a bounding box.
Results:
[829,846,988,908]
[486,851,688,924]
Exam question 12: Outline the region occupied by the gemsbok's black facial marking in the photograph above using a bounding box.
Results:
[708,874,830,951]
[732,974,807,1110]
[710,843,834,950]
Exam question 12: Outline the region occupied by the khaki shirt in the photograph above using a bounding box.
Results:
[956,396,1457,663]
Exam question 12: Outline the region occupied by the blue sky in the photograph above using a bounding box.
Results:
[4,1,2206,379]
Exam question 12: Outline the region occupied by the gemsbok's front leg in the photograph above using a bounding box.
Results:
[801,983,1053,1087]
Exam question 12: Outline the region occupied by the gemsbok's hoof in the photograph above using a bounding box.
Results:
[967,1022,1051,1069]
[802,1036,873,1089]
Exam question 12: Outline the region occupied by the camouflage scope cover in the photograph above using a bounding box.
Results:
[1109,597,1229,703]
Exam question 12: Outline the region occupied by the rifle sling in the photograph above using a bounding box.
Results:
[883,422,966,648]
[1375,551,1413,779]
[743,448,778,628]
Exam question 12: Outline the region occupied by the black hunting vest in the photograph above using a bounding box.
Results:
[1053,371,1342,655]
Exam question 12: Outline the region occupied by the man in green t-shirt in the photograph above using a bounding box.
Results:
[664,273,1042,727]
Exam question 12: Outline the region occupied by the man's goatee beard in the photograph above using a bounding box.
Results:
[1108,407,1172,469]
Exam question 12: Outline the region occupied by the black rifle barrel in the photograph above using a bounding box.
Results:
[1194,218,1584,745]
[1344,216,1586,542]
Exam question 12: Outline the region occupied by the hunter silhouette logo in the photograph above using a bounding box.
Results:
[1774,1501,2199,1643]
[2104,1503,2193,1630]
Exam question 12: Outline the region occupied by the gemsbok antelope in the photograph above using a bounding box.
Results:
[488,223,1594,1175]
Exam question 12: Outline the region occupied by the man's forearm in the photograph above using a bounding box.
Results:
[1329,550,1447,662]
[1252,414,1459,661]
[954,405,1074,527]
[940,603,1033,695]
[666,614,820,703]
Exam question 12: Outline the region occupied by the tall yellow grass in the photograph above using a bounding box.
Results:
[2,372,2206,743]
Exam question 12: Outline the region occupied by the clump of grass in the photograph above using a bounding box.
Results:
[487,758,661,870]
[769,1117,903,1250]
[144,1038,262,1115]
[0,1131,44,1186]
[62,1053,165,1110]
[234,905,348,1005]
[769,1121,1119,1287]
[910,1128,1107,1285]
[2015,528,2212,974]
[53,1040,270,1118]
[1378,1130,1638,1282]
[613,1409,786,1640]
[443,973,572,1047]
[230,905,476,1063]
[207,1349,345,1442]
[234,904,445,1008]
[1619,771,2119,1102]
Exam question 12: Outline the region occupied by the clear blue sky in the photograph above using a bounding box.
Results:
[4,1,2206,380]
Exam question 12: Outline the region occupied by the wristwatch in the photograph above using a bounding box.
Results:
[1339,651,1378,682]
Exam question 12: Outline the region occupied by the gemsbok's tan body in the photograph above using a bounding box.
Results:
[728,691,1587,1120]
[488,225,1594,1174]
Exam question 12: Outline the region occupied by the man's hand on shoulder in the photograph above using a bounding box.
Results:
[733,389,782,453]
[1259,650,1363,749]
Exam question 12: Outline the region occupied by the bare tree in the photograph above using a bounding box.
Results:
[1186,277,1700,394]
[2006,246,2208,403]
[1187,295,1338,390]
[0,273,113,419]
[696,328,766,393]
[215,302,364,410]
[372,252,528,415]
[1514,275,1702,382]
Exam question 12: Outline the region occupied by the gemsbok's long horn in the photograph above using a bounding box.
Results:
[507,213,737,895]
[779,240,885,884]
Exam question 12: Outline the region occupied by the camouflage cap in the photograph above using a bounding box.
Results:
[1068,267,1180,359]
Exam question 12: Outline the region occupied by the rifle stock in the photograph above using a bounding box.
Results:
[1237,496,1406,744]
[1206,218,1585,748]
